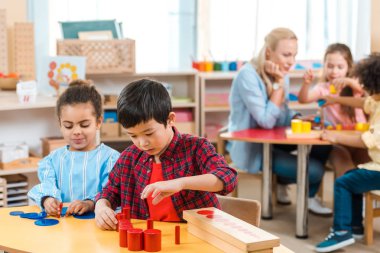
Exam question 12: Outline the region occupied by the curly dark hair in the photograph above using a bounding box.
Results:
[353,53,380,95]
[117,79,172,128]
[56,79,103,121]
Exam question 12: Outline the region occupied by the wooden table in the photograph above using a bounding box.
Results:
[0,206,294,253]
[218,127,330,238]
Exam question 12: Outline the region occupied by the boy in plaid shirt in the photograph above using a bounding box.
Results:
[95,79,237,230]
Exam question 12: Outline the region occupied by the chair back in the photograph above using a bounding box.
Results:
[217,195,261,227]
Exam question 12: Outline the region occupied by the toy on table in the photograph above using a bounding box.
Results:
[73,211,95,219]
[34,219,59,226]
[175,225,181,245]
[183,207,279,253]
[287,119,320,139]
[144,229,162,252]
[329,84,337,94]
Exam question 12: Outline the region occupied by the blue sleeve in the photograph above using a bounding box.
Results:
[28,155,61,209]
[94,149,120,201]
[237,70,281,129]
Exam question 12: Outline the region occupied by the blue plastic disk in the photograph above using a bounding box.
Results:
[9,211,24,216]
[73,211,95,219]
[20,212,47,220]
[34,219,59,226]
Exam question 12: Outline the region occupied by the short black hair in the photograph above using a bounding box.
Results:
[56,79,103,120]
[353,53,380,95]
[117,79,172,128]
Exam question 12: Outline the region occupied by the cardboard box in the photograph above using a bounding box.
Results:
[176,122,195,135]
[41,137,67,157]
[101,122,120,138]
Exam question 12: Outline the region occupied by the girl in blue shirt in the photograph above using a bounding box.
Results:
[28,80,120,216]
[227,27,332,215]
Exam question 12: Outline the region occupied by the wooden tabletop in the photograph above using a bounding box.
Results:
[0,206,294,253]
[219,127,331,145]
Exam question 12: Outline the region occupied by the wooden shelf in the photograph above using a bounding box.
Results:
[0,167,38,176]
[0,91,56,111]
[204,106,230,112]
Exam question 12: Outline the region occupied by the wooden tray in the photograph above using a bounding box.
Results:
[0,157,40,170]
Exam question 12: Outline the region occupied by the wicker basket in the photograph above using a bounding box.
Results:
[57,39,135,74]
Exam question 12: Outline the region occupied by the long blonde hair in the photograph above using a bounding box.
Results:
[251,28,297,95]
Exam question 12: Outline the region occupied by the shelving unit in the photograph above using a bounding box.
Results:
[88,71,200,138]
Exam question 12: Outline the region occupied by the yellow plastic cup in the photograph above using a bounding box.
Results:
[335,124,342,131]
[291,119,303,133]
[363,123,370,131]
[355,122,364,131]
[302,121,311,133]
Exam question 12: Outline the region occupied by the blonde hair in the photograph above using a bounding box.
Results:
[251,28,297,95]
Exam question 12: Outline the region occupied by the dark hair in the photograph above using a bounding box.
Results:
[353,53,380,95]
[117,79,172,128]
[56,79,103,120]
[324,43,356,121]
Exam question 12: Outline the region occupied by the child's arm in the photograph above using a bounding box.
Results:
[321,130,366,148]
[332,77,363,93]
[298,69,319,103]
[140,174,223,205]
[324,95,365,109]
[94,198,118,230]
[27,156,62,213]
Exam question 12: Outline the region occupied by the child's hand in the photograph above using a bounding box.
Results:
[43,197,61,216]
[303,69,314,85]
[321,95,337,106]
[264,60,284,82]
[94,199,117,230]
[332,77,363,92]
[66,200,94,216]
[321,130,338,143]
[141,179,183,205]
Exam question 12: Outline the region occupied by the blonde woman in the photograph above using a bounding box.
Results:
[227,27,332,215]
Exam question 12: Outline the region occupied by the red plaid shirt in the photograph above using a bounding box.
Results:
[95,127,237,220]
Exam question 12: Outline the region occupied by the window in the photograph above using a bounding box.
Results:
[199,0,370,62]
[47,0,196,71]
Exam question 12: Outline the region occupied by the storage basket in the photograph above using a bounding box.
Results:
[57,39,135,74]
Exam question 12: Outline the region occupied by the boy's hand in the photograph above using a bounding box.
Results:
[43,197,61,216]
[303,69,314,85]
[141,179,183,205]
[264,60,284,82]
[94,199,117,230]
[65,200,94,216]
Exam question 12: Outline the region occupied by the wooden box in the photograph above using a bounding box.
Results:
[1,174,28,207]
[41,137,67,157]
[0,177,6,207]
[0,157,40,170]
[57,39,135,74]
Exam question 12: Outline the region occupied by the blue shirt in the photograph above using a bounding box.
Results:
[28,143,120,209]
[227,63,297,173]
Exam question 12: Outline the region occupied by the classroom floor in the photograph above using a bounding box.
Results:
[237,170,380,253]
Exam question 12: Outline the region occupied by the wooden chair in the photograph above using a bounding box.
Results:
[217,195,261,227]
[364,190,380,245]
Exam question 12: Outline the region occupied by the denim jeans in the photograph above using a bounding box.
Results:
[334,168,380,231]
[272,145,332,197]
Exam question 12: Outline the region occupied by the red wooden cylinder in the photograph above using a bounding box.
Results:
[127,228,143,251]
[116,213,122,232]
[119,223,128,248]
[147,219,154,229]
[144,229,161,252]
[122,206,131,220]
[175,225,180,244]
